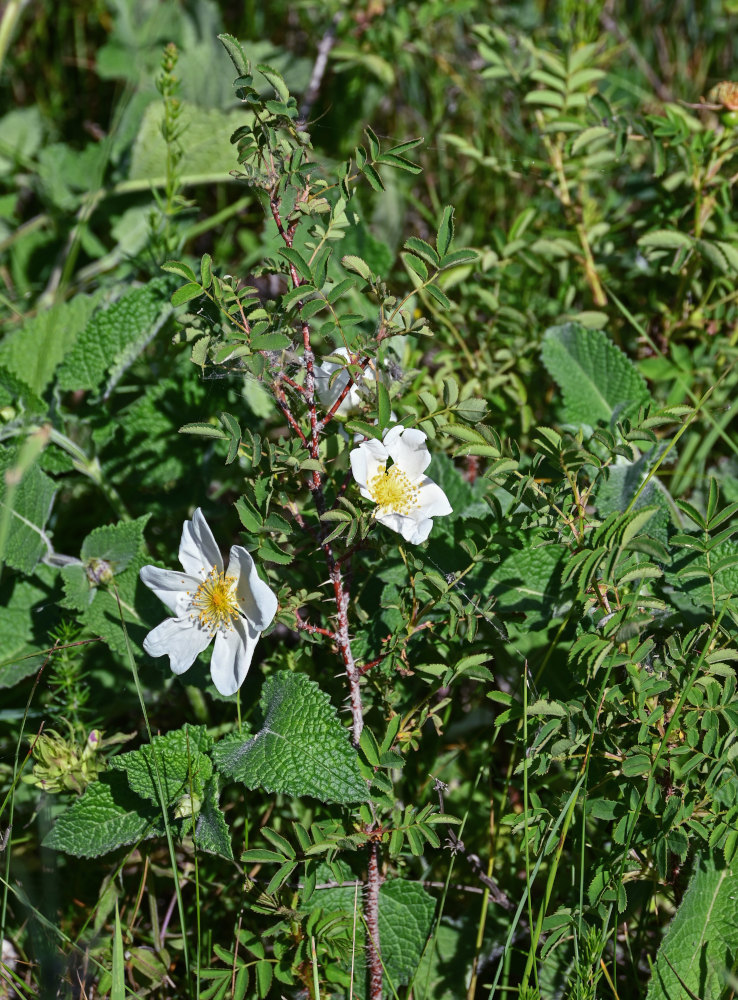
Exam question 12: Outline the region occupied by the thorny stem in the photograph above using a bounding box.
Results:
[269,188,365,745]
[365,842,383,1000]
[273,379,307,444]
[316,355,371,431]
[294,612,335,639]
[358,620,435,675]
[270,181,376,990]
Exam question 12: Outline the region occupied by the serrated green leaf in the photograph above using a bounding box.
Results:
[439,248,478,268]
[425,283,451,310]
[303,874,434,991]
[362,162,384,191]
[492,544,565,623]
[647,852,738,1000]
[211,671,368,804]
[0,565,58,688]
[195,777,233,859]
[359,726,381,767]
[668,540,738,609]
[218,32,250,76]
[341,255,373,280]
[541,323,651,427]
[81,516,150,575]
[345,420,383,440]
[0,294,99,396]
[43,773,164,858]
[436,206,454,256]
[80,515,159,657]
[171,282,204,306]
[637,230,693,251]
[257,62,290,102]
[161,260,198,283]
[219,410,241,441]
[0,366,45,417]
[365,125,380,159]
[0,444,56,574]
[404,252,428,283]
[57,278,174,394]
[404,237,440,266]
[279,247,312,282]
[179,422,230,440]
[109,724,213,806]
[255,959,273,999]
[200,253,213,289]
[60,562,93,611]
[570,125,612,155]
[265,860,297,895]
[378,880,435,987]
[241,848,285,864]
[262,827,296,859]
[377,382,391,430]
[251,332,291,351]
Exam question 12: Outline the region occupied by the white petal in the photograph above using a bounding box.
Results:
[178,508,223,578]
[316,348,360,415]
[375,510,433,545]
[139,565,199,616]
[210,618,259,696]
[315,364,349,411]
[226,546,278,630]
[416,478,453,517]
[375,510,408,537]
[349,438,388,490]
[143,617,212,675]
[402,516,434,545]
[384,426,431,479]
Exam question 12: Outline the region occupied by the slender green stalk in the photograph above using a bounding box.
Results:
[0,0,29,75]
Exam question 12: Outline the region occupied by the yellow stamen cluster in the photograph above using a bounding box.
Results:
[368,464,419,515]
[189,566,240,634]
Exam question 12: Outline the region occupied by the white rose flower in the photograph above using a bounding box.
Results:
[314,347,375,416]
[349,426,452,544]
[139,509,277,696]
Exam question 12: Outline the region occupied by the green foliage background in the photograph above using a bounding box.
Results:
[2,0,738,998]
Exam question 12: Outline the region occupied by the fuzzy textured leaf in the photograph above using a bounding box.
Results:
[211,671,368,804]
[378,880,436,990]
[491,543,566,621]
[195,778,233,859]
[302,870,435,993]
[109,724,213,806]
[647,851,738,1000]
[0,565,58,688]
[79,515,160,657]
[57,278,174,394]
[43,773,164,858]
[81,517,151,575]
[0,294,99,395]
[541,323,651,427]
[0,445,55,574]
